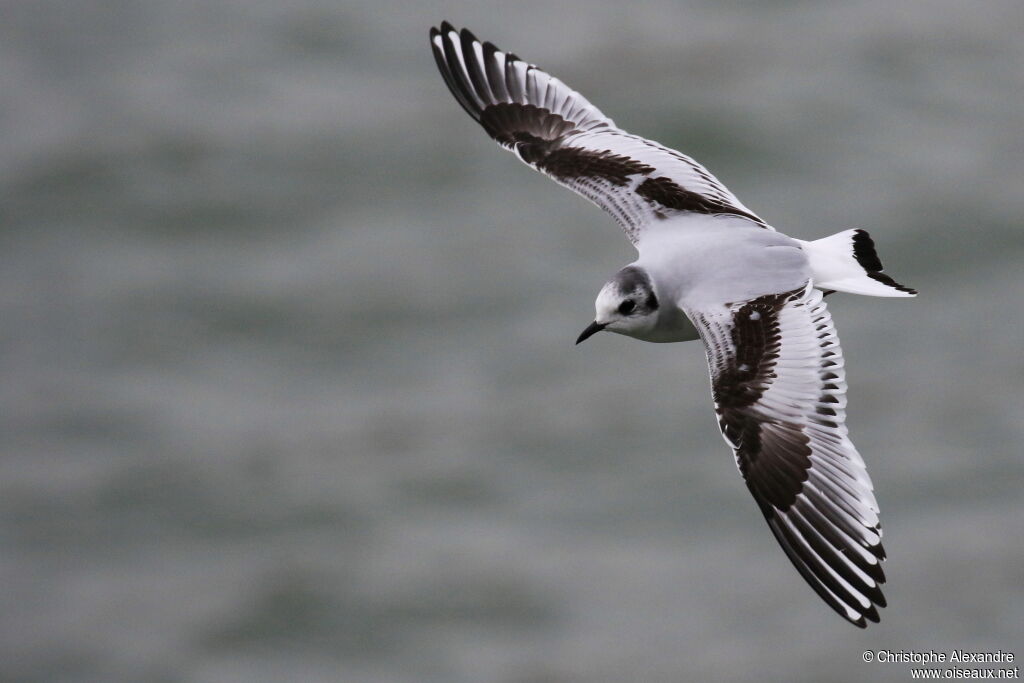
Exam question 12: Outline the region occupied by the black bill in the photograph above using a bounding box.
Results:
[575,321,607,345]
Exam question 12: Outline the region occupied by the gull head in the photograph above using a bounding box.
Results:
[576,266,660,344]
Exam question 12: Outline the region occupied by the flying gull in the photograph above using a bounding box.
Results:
[429,22,916,628]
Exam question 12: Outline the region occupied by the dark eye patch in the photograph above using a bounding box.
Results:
[618,300,636,315]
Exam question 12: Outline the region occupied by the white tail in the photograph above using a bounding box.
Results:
[799,229,917,298]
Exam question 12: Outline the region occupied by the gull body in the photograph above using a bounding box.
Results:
[595,217,810,343]
[429,22,916,628]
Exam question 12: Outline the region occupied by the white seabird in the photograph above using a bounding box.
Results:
[430,22,916,628]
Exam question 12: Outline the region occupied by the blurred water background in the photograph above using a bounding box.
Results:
[1,1,1022,681]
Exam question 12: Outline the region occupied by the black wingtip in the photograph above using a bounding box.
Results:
[863,603,881,624]
[431,21,485,123]
[459,26,492,105]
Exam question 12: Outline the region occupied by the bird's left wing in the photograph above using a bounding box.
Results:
[430,22,767,244]
[684,283,887,627]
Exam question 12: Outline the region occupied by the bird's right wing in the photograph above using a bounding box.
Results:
[684,283,887,627]
[430,22,768,244]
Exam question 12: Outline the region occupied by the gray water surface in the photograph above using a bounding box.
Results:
[1,2,1022,682]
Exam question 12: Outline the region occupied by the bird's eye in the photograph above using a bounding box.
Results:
[618,300,636,315]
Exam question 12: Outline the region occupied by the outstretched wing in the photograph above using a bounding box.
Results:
[430,22,767,243]
[685,283,887,627]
